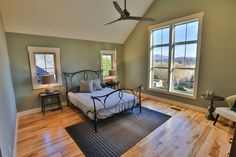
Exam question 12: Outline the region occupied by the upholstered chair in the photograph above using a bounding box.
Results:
[213,95,236,126]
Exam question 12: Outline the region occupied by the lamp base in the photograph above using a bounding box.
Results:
[45,87,55,94]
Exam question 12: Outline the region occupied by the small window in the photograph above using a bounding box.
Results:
[100,50,117,79]
[102,54,113,76]
[149,13,203,99]
[28,47,62,89]
[35,53,57,84]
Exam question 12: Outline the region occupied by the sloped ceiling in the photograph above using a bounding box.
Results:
[0,0,154,43]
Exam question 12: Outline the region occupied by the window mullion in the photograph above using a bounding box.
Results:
[173,40,197,46]
[44,54,47,70]
[153,67,169,69]
[184,25,188,66]
[173,67,196,70]
[152,44,170,48]
[168,25,174,92]
[184,44,186,67]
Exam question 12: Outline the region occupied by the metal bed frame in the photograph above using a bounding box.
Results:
[64,70,142,132]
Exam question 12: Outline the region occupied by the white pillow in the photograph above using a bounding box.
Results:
[80,80,93,93]
[93,79,103,90]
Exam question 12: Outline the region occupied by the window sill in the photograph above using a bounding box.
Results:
[103,76,117,81]
[33,82,63,90]
[147,87,197,100]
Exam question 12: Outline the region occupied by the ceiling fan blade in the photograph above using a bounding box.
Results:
[113,1,125,16]
[105,18,122,26]
[126,16,156,21]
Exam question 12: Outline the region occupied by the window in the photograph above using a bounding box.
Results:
[102,54,113,76]
[100,50,117,78]
[149,13,203,99]
[28,47,62,89]
[35,53,56,84]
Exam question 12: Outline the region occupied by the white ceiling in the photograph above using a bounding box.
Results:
[0,0,154,44]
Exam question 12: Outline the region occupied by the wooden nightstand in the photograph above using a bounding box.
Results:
[105,81,120,90]
[39,90,63,115]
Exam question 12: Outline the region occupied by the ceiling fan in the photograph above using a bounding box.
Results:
[105,0,156,25]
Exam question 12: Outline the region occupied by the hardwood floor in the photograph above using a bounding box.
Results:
[17,99,234,157]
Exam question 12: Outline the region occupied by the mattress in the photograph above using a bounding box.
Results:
[68,87,138,120]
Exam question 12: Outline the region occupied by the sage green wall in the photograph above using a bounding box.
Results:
[0,13,17,157]
[123,0,236,108]
[6,33,123,112]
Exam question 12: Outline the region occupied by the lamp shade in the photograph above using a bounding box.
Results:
[109,69,117,76]
[41,74,56,84]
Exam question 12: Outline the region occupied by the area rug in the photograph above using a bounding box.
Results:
[65,107,171,157]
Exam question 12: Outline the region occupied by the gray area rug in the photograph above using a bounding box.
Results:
[65,107,171,157]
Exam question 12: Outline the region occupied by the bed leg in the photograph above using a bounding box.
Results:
[94,119,97,133]
[92,99,98,133]
[139,103,142,113]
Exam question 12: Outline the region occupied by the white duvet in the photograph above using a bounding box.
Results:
[68,87,138,120]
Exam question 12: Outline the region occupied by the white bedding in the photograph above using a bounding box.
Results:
[68,87,138,120]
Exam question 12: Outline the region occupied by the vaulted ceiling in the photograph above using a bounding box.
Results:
[0,0,154,43]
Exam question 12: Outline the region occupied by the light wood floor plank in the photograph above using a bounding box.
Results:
[17,98,234,157]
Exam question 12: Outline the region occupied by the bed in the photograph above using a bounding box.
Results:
[64,70,142,132]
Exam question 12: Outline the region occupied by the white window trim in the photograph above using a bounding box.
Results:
[28,46,63,90]
[148,12,204,99]
[100,49,117,79]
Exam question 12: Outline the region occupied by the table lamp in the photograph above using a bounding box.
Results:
[109,69,117,81]
[41,74,56,94]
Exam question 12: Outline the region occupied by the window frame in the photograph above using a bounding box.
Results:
[101,54,113,77]
[34,53,57,80]
[100,49,117,79]
[28,46,63,90]
[151,26,171,91]
[148,12,204,99]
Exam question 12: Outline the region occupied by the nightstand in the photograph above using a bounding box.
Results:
[105,81,120,90]
[39,90,63,115]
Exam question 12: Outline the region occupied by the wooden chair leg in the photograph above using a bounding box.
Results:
[213,114,219,126]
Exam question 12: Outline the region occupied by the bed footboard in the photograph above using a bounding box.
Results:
[91,85,142,132]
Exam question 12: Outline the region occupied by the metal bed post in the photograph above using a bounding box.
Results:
[64,73,70,106]
[93,99,97,132]
[138,85,142,113]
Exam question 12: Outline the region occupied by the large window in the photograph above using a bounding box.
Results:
[149,13,203,99]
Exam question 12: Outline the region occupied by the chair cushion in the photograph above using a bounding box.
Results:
[231,100,236,112]
[215,107,236,122]
[226,95,236,107]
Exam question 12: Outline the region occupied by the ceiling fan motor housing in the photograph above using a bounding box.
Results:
[123,9,130,17]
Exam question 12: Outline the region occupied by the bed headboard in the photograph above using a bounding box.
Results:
[63,70,103,94]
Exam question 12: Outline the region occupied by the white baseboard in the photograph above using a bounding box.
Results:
[17,102,67,117]
[142,93,207,113]
[13,115,18,157]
